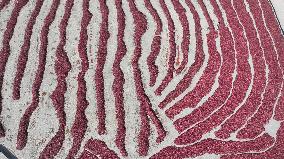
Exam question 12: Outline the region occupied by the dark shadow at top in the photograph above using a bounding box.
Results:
[0,145,17,159]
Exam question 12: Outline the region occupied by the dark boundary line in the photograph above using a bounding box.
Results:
[268,0,284,35]
[0,145,17,159]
